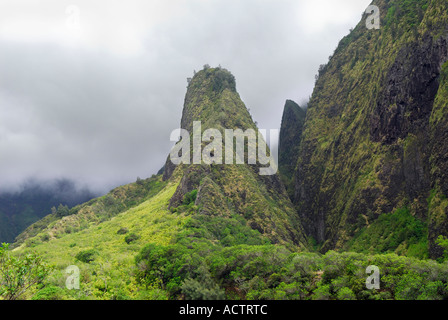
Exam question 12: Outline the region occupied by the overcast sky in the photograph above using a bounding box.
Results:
[0,0,372,194]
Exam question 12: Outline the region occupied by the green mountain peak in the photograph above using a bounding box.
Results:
[164,65,307,247]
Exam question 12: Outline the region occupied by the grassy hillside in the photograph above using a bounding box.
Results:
[13,177,181,300]
[13,175,167,249]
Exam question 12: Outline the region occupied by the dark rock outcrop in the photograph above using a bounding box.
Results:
[279,100,306,199]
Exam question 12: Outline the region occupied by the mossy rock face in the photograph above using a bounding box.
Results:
[428,61,448,258]
[290,0,448,256]
[195,176,231,217]
[169,165,211,208]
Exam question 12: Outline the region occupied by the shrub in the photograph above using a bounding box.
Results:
[117,227,129,235]
[0,243,53,300]
[53,204,70,218]
[312,284,331,300]
[183,190,198,206]
[124,233,140,244]
[181,265,225,300]
[135,243,204,295]
[337,287,356,300]
[436,235,448,261]
[32,286,68,300]
[75,249,98,264]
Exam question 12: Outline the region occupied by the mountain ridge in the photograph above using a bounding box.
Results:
[285,0,448,258]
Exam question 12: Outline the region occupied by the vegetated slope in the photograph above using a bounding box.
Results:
[0,180,96,243]
[13,176,182,300]
[279,100,306,199]
[290,0,448,258]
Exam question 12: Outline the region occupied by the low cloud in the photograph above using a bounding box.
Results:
[0,0,371,193]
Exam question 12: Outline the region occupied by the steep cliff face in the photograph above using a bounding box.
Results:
[163,67,307,248]
[428,60,448,258]
[291,0,448,257]
[279,100,306,199]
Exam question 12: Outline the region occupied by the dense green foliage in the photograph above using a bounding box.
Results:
[183,189,198,206]
[124,233,141,244]
[346,208,428,259]
[435,235,448,262]
[134,240,448,300]
[0,243,53,300]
